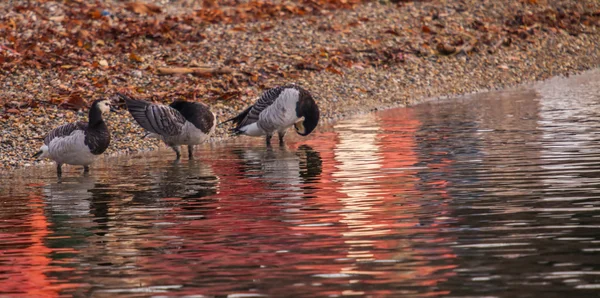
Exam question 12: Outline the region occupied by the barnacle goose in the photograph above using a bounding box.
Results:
[32,99,113,177]
[118,93,216,160]
[222,85,320,146]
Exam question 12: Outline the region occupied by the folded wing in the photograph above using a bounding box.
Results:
[223,86,289,130]
[118,93,186,136]
[44,122,87,145]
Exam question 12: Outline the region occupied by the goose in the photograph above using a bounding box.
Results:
[117,93,216,160]
[32,99,113,177]
[222,85,320,146]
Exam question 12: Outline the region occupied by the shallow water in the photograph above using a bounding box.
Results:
[2,71,600,297]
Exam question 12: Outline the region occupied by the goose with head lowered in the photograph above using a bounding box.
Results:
[221,85,320,146]
[118,93,216,160]
[32,99,113,177]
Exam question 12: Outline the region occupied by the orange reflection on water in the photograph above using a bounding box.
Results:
[1,106,457,297]
[0,193,80,297]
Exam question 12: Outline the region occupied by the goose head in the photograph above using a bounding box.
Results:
[92,99,114,115]
[294,92,320,136]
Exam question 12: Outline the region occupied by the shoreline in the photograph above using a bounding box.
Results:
[1,0,599,171]
[5,67,598,176]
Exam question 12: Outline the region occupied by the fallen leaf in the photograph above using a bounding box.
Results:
[88,9,103,19]
[59,93,86,111]
[384,28,400,36]
[6,109,19,114]
[129,52,144,62]
[125,2,162,15]
[210,91,240,101]
[326,65,343,76]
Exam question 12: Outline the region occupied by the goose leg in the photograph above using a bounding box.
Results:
[278,130,287,146]
[57,163,63,178]
[188,145,194,160]
[172,146,182,160]
[265,135,273,147]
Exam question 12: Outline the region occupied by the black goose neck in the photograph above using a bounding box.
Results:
[88,104,105,127]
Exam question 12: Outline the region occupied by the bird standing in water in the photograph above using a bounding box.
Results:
[222,85,320,146]
[118,93,216,160]
[32,99,113,177]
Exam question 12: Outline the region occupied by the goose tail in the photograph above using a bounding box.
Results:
[219,106,252,127]
[218,119,233,126]
[229,127,243,136]
[117,92,148,112]
[116,92,157,134]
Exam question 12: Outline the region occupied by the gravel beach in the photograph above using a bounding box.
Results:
[1,0,599,170]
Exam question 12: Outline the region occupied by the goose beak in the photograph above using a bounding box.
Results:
[110,106,117,112]
[294,118,306,135]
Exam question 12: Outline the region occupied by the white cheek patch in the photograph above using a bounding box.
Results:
[100,103,110,114]
[294,121,306,134]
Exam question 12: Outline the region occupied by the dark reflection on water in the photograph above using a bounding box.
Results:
[2,71,600,297]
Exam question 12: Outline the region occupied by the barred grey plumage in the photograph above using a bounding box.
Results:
[119,94,186,136]
[43,122,87,145]
[222,84,320,146]
[118,93,216,160]
[33,99,112,177]
[233,85,292,128]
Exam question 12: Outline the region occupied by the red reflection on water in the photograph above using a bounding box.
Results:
[148,108,457,296]
[0,194,80,297]
[0,107,458,297]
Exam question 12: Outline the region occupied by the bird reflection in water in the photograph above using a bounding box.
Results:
[134,159,219,201]
[44,175,97,218]
[43,175,118,238]
[232,144,323,196]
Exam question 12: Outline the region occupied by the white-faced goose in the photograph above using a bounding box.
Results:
[32,99,113,177]
[222,85,320,146]
[118,93,216,160]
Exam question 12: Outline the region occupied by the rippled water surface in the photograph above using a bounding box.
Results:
[3,71,600,297]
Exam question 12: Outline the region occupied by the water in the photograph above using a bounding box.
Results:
[2,71,600,297]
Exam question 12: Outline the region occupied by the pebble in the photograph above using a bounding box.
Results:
[131,70,143,78]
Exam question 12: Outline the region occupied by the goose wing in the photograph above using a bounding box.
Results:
[169,101,215,134]
[44,122,87,145]
[222,86,289,129]
[118,93,186,136]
